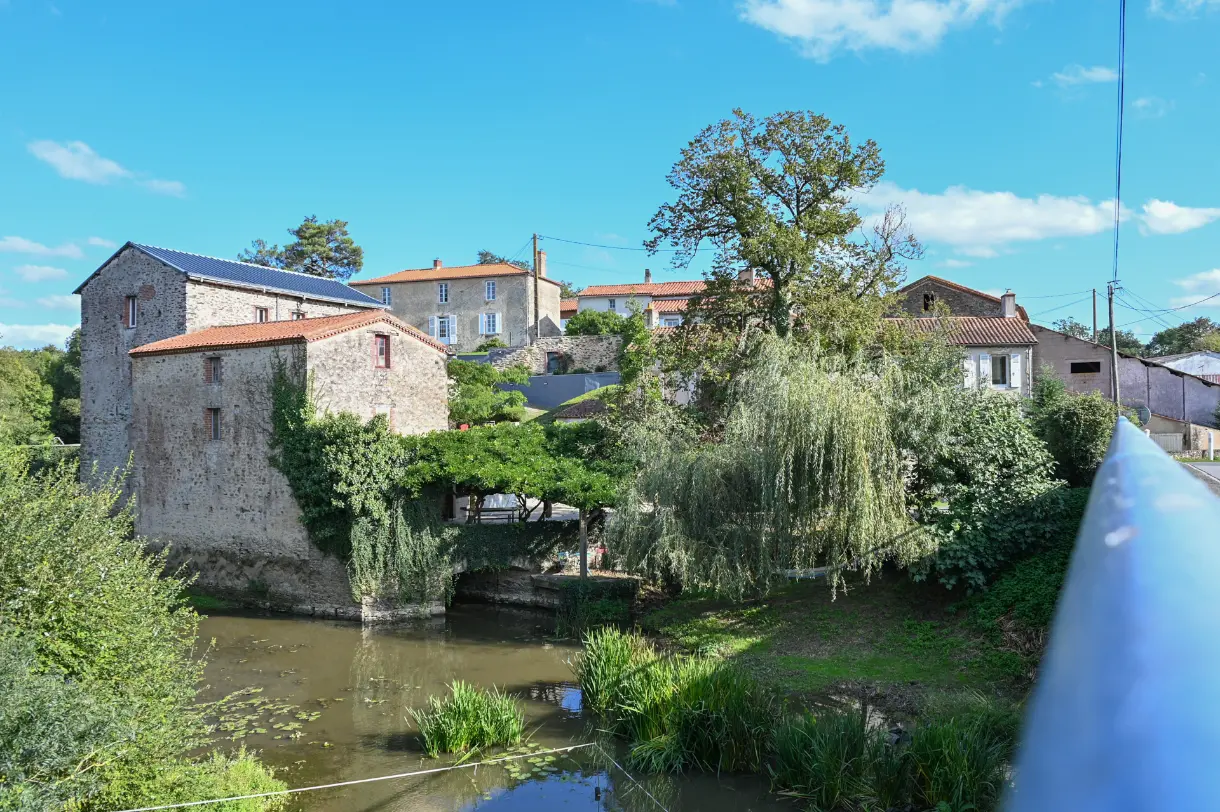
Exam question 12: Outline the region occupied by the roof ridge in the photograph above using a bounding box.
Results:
[133,242,358,282]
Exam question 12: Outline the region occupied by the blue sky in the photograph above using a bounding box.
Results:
[1,0,1218,348]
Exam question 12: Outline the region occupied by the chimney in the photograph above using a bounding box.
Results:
[644,268,653,284]
[433,259,443,269]
[1001,290,1017,318]
[537,250,547,278]
[738,267,756,286]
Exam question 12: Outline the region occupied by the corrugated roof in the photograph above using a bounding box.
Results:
[74,243,385,307]
[885,316,1037,346]
[351,263,563,287]
[899,275,1031,321]
[130,311,446,356]
[579,281,706,297]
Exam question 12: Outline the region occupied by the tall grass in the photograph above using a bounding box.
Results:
[409,681,525,757]
[909,714,1011,811]
[572,627,659,717]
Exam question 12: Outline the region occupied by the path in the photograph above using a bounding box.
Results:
[1184,461,1220,498]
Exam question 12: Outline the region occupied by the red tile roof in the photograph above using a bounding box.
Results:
[898,275,1030,321]
[650,298,689,314]
[580,281,707,297]
[885,316,1037,346]
[560,298,579,316]
[352,263,563,287]
[130,311,447,356]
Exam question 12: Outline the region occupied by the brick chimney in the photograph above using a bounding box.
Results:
[644,268,653,284]
[537,250,547,278]
[1001,290,1017,318]
[738,267,756,285]
[433,259,443,269]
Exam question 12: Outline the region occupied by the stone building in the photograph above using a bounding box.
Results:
[576,269,705,328]
[127,311,448,617]
[897,275,1031,320]
[349,255,563,352]
[74,242,385,482]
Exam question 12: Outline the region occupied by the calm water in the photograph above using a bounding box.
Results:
[198,605,792,812]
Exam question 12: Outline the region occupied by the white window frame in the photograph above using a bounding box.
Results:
[662,316,682,328]
[255,307,269,323]
[438,283,449,304]
[432,315,456,344]
[381,286,392,306]
[480,312,501,335]
[608,298,617,312]
[126,295,138,328]
[485,280,496,301]
[291,311,306,320]
[991,353,1009,387]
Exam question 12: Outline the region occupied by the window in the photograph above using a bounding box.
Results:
[992,354,1009,386]
[124,296,138,328]
[205,408,221,441]
[381,286,392,306]
[485,280,496,301]
[1071,361,1103,374]
[203,357,222,384]
[374,334,390,368]
[255,307,269,323]
[608,298,617,312]
[922,293,936,312]
[438,283,449,304]
[662,316,682,328]
[480,312,500,335]
[291,311,305,320]
[433,315,456,344]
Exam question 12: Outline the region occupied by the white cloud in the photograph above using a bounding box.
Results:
[1150,0,1220,18]
[0,236,83,259]
[15,264,69,282]
[937,258,974,268]
[858,182,1123,256]
[1173,268,1220,292]
[1139,199,1220,235]
[27,140,130,184]
[1133,96,1173,118]
[1050,64,1117,86]
[27,139,185,196]
[35,294,80,310]
[0,323,77,350]
[87,236,117,248]
[738,0,1023,61]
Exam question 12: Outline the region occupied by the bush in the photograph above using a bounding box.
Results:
[908,715,1010,811]
[1030,373,1120,487]
[564,309,627,336]
[410,681,525,757]
[769,710,875,811]
[572,627,659,717]
[474,338,508,352]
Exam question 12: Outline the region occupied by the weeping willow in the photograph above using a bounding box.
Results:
[348,500,456,605]
[610,337,937,597]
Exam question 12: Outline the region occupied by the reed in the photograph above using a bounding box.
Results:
[409,680,525,757]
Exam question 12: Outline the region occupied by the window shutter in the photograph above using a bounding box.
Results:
[448,316,457,344]
[203,358,212,384]
[479,313,486,334]
[962,355,977,389]
[203,408,210,435]
[494,312,502,334]
[1010,352,1022,390]
[978,353,991,386]
[428,316,436,337]
[122,299,129,328]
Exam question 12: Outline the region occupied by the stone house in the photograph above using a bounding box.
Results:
[74,242,385,482]
[576,270,705,329]
[1031,324,1220,426]
[897,275,1032,321]
[126,310,448,617]
[349,255,563,352]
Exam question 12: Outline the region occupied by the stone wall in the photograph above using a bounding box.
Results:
[899,278,1003,318]
[308,324,449,434]
[185,280,371,327]
[488,335,622,374]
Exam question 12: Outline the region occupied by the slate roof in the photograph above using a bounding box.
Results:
[129,311,446,356]
[885,316,1037,346]
[74,242,385,308]
[352,263,563,287]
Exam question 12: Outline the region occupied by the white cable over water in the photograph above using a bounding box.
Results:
[114,741,669,812]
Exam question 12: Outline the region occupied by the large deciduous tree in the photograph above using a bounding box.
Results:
[1144,317,1218,357]
[476,250,531,271]
[240,215,364,280]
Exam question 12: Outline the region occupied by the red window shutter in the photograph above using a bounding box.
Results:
[385,336,391,369]
[203,358,212,384]
[122,298,129,328]
[203,408,210,434]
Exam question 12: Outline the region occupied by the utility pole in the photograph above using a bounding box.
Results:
[1108,282,1121,405]
[532,233,540,343]
[1092,288,1098,343]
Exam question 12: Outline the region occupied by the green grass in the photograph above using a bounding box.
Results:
[532,384,622,426]
[640,572,1025,700]
[410,681,525,757]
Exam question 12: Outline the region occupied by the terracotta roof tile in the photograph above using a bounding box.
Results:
[130,311,447,356]
[650,298,689,314]
[885,316,1037,346]
[351,263,563,287]
[580,281,707,297]
[560,298,579,316]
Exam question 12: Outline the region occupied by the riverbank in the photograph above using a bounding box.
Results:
[638,570,1026,715]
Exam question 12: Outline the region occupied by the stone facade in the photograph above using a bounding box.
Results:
[898,276,1027,319]
[185,280,364,327]
[352,269,563,353]
[129,323,448,618]
[488,335,622,374]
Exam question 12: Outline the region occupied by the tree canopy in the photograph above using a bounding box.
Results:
[447,360,530,426]
[240,215,364,280]
[564,309,627,336]
[1144,317,1219,357]
[1051,317,1144,356]
[477,250,531,271]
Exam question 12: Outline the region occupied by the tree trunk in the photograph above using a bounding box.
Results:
[578,508,589,578]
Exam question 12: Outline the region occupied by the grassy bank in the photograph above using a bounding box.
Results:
[639,570,1025,712]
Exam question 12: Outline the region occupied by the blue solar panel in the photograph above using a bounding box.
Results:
[133,244,384,307]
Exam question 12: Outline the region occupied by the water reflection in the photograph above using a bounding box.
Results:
[198,605,790,811]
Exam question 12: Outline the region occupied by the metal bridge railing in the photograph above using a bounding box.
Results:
[1009,419,1220,811]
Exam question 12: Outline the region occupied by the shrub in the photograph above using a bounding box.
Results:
[410,681,525,757]
[572,627,659,717]
[908,715,1010,811]
[474,338,508,352]
[1029,373,1120,487]
[564,309,627,336]
[769,710,875,811]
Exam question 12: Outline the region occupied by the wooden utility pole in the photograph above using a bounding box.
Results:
[1092,289,1098,343]
[1108,283,1121,405]
[532,233,540,343]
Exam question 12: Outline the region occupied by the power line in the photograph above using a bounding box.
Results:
[1121,287,1186,324]
[538,234,680,253]
[1020,288,1095,300]
[1115,293,1175,332]
[1030,295,1093,318]
[1111,0,1128,284]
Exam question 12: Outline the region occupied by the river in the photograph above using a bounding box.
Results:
[198,605,792,812]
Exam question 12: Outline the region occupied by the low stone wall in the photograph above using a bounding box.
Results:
[489,335,622,374]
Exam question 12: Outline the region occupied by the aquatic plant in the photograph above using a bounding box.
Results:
[908,713,1010,812]
[410,681,525,757]
[571,627,660,717]
[769,710,874,811]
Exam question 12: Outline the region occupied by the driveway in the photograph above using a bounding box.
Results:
[1185,462,1220,498]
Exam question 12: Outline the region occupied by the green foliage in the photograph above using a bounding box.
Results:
[1145,316,1217,357]
[563,309,627,336]
[769,710,880,811]
[910,389,1063,591]
[1029,372,1119,487]
[473,338,508,352]
[1051,317,1093,340]
[410,681,525,757]
[572,627,658,716]
[476,249,531,271]
[0,349,53,444]
[908,714,1010,812]
[240,215,363,280]
[447,360,529,426]
[0,445,283,810]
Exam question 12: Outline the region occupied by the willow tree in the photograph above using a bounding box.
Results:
[609,338,939,597]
